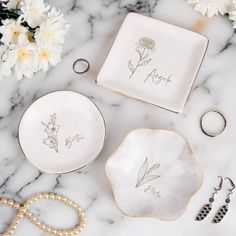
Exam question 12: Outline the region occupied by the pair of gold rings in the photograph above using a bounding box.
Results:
[72,60,227,138]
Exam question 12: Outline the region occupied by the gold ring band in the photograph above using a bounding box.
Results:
[200,110,226,137]
[73,58,90,74]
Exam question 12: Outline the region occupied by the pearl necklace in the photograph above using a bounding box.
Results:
[0,192,86,236]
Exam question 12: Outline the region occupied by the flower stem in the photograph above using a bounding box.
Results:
[129,48,146,79]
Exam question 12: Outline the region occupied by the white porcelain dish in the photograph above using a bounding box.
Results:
[106,129,203,220]
[18,91,106,174]
[97,13,208,113]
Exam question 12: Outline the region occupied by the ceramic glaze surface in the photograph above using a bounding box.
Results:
[97,13,208,113]
[0,0,236,235]
[19,91,106,174]
[106,129,202,220]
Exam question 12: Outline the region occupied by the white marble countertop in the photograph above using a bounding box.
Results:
[0,0,236,235]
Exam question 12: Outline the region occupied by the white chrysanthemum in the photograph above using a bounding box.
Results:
[0,45,13,78]
[8,36,37,80]
[1,0,22,9]
[36,45,62,72]
[229,1,236,28]
[0,19,28,45]
[187,0,233,17]
[20,0,50,28]
[35,7,69,46]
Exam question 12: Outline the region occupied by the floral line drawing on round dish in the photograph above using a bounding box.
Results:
[128,37,156,79]
[41,113,60,153]
[65,133,85,149]
[135,157,160,188]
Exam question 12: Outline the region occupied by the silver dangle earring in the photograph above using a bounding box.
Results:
[212,177,235,223]
[195,176,223,221]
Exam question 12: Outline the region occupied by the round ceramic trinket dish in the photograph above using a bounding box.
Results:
[105,129,203,220]
[19,91,106,174]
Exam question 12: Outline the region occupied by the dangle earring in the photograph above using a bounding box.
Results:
[195,176,223,221]
[212,177,235,223]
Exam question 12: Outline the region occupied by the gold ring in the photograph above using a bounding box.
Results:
[73,58,90,74]
[200,110,226,137]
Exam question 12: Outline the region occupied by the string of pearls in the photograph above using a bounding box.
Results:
[0,192,86,236]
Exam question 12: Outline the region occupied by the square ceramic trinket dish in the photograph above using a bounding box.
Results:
[97,13,208,113]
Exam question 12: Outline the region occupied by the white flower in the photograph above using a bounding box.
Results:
[0,0,69,79]
[0,45,13,78]
[0,19,28,45]
[35,7,69,46]
[36,45,62,72]
[229,1,236,28]
[8,36,37,80]
[1,0,22,10]
[20,0,50,28]
[187,0,233,17]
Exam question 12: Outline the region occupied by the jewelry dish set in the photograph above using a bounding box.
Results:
[1,12,234,236]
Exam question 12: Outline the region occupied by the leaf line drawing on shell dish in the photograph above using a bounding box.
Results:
[41,113,60,153]
[135,157,160,188]
[128,37,156,79]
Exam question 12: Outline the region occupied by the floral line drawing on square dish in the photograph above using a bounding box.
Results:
[128,37,156,79]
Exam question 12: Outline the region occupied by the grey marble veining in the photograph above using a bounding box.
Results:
[0,0,236,235]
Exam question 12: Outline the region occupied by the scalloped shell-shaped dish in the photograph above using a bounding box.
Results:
[105,129,203,220]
